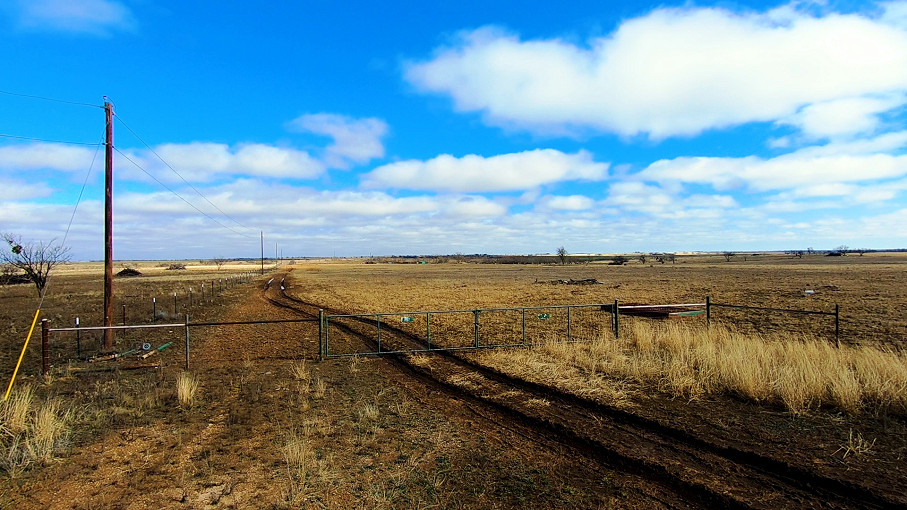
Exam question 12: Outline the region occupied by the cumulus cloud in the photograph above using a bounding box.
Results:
[12,0,134,35]
[362,149,608,192]
[287,113,388,169]
[120,142,325,182]
[405,3,907,139]
[0,142,99,172]
[639,133,907,192]
[605,182,678,214]
[117,180,506,225]
[779,94,906,139]
[0,179,54,200]
[539,194,595,211]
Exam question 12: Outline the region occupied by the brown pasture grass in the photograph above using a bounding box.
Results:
[285,256,907,415]
[2,256,906,506]
[0,386,72,476]
[472,322,907,415]
[285,253,907,350]
[176,372,199,407]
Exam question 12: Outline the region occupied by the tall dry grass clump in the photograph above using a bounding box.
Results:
[176,372,199,407]
[621,322,907,414]
[478,322,907,415]
[0,386,71,476]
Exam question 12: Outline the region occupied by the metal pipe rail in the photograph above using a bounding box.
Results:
[321,303,616,358]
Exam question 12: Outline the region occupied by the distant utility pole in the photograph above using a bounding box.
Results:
[260,231,264,275]
[103,99,115,350]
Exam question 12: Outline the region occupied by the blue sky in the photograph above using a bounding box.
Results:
[2,0,907,260]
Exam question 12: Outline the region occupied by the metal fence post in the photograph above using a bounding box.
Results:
[318,309,324,360]
[613,299,620,339]
[41,319,50,377]
[834,304,840,348]
[473,310,480,348]
[376,314,382,353]
[706,296,711,328]
[321,312,330,357]
[152,297,156,322]
[184,314,190,370]
[522,308,526,344]
[122,304,127,325]
[567,306,572,342]
[75,317,81,358]
[426,312,432,350]
[173,292,178,316]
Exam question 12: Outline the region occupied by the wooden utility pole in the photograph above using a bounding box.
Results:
[103,100,115,350]
[260,231,264,275]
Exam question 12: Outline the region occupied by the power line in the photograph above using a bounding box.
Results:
[112,111,257,235]
[114,147,255,239]
[0,133,102,146]
[0,89,102,109]
[61,132,104,251]
[38,131,106,308]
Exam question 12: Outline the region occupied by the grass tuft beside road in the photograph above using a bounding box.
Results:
[475,322,907,415]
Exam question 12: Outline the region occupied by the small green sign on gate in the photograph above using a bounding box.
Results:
[537,313,550,320]
[401,316,414,323]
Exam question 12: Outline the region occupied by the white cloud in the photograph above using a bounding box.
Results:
[117,180,506,225]
[0,179,54,200]
[442,195,508,218]
[13,0,134,35]
[779,94,906,139]
[0,142,99,172]
[639,134,907,192]
[405,4,907,139]
[539,194,595,211]
[362,149,608,192]
[0,140,326,183]
[605,181,677,214]
[120,142,325,182]
[287,113,388,169]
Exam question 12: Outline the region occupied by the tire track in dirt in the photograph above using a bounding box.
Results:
[265,268,900,509]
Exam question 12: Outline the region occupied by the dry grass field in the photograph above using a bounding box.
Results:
[0,252,905,508]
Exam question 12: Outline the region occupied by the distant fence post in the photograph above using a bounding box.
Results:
[474,310,480,348]
[613,299,620,339]
[567,306,572,342]
[41,319,50,377]
[173,292,178,316]
[184,314,190,370]
[834,304,840,348]
[318,309,324,360]
[152,297,156,322]
[75,317,81,358]
[376,314,382,353]
[521,308,526,344]
[426,312,432,350]
[706,296,711,327]
[122,304,126,325]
